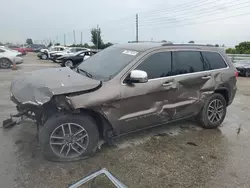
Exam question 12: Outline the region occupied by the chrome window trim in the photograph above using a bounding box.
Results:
[121,49,229,85]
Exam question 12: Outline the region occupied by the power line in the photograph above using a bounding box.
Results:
[139,1,250,25]
[139,0,250,23]
[139,11,250,29]
[139,0,210,15]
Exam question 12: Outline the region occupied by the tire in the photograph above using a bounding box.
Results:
[65,60,73,68]
[198,93,227,129]
[40,113,99,162]
[245,70,250,77]
[41,53,48,60]
[0,58,12,69]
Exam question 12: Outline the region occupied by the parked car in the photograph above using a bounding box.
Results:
[28,44,47,53]
[57,49,98,67]
[37,46,67,60]
[0,47,23,68]
[7,45,27,55]
[4,43,237,161]
[234,61,250,77]
[50,47,89,63]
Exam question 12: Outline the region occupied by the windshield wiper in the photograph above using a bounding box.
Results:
[76,67,93,78]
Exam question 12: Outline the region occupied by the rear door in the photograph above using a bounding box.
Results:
[117,51,177,134]
[171,50,215,119]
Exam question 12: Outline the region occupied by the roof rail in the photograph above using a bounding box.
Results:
[162,43,215,47]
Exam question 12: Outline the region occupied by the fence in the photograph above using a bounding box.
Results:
[227,54,250,64]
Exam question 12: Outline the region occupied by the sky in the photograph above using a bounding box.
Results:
[1,0,250,47]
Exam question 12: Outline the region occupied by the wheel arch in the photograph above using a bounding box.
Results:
[0,57,13,64]
[214,87,229,105]
[79,108,116,141]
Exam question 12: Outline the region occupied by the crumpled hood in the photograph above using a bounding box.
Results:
[10,67,101,105]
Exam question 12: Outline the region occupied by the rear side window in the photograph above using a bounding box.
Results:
[136,52,172,79]
[202,51,227,70]
[172,51,204,75]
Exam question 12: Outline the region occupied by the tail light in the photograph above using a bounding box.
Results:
[235,71,239,77]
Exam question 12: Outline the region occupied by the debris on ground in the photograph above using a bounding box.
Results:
[236,124,242,134]
[186,142,198,146]
[154,133,168,137]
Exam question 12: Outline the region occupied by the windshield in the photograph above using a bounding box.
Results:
[77,46,139,81]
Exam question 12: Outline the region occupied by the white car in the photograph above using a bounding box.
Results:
[38,46,67,60]
[0,47,23,69]
[50,47,89,62]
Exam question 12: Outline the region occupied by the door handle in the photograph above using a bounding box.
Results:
[202,75,211,79]
[162,82,174,87]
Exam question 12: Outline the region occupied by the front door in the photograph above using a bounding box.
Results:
[117,51,177,134]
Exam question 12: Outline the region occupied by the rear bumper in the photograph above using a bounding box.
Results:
[228,86,237,106]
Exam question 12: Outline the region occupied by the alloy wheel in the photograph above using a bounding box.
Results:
[50,123,89,158]
[65,60,73,67]
[41,54,47,60]
[207,99,224,123]
[0,59,11,69]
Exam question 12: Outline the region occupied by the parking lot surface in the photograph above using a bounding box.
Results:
[0,53,250,188]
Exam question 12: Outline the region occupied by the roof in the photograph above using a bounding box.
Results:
[114,43,224,52]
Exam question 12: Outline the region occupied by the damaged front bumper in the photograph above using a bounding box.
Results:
[2,95,38,129]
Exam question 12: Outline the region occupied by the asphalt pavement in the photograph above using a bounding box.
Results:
[0,53,250,188]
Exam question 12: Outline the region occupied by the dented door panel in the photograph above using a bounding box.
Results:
[115,78,176,134]
[173,72,215,120]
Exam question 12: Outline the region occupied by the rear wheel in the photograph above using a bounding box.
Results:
[0,58,12,69]
[198,93,227,129]
[40,114,99,162]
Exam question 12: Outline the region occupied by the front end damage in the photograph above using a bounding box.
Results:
[2,67,102,129]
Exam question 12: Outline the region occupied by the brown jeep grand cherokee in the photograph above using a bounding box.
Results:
[5,43,237,161]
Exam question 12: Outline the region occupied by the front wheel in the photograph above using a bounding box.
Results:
[41,53,48,60]
[198,93,227,129]
[0,58,12,69]
[64,60,73,68]
[40,114,99,162]
[245,70,250,77]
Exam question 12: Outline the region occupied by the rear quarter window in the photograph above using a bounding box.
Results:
[172,51,204,75]
[202,51,227,70]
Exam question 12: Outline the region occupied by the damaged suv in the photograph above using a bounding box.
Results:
[4,43,237,161]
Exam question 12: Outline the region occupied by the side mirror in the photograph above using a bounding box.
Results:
[128,70,148,83]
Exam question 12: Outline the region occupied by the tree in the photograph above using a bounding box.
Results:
[215,44,219,47]
[47,42,52,48]
[235,41,250,54]
[188,41,195,43]
[26,38,33,45]
[55,43,60,46]
[91,28,103,49]
[102,42,113,49]
[83,43,91,48]
[225,48,238,54]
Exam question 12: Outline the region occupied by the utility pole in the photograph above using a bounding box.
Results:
[80,32,83,45]
[73,30,76,45]
[97,24,99,49]
[136,14,139,43]
[64,34,66,46]
[56,36,58,44]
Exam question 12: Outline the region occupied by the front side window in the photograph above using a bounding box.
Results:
[172,51,204,75]
[202,51,227,70]
[136,52,172,79]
